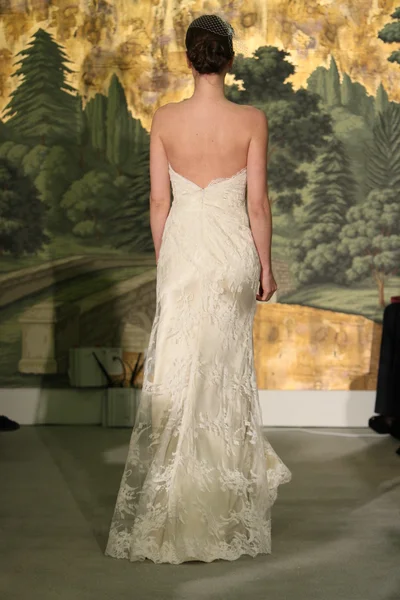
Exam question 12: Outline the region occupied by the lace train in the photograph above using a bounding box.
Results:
[105,164,291,564]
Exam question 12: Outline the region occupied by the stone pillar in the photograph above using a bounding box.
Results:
[18,301,80,374]
[121,314,152,352]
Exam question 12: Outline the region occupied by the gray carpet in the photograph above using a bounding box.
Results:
[1,425,399,600]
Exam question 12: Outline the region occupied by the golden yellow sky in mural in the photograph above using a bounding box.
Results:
[0,0,399,130]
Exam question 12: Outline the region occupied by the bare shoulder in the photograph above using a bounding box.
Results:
[151,102,170,128]
[151,100,184,130]
[231,104,268,134]
[155,100,188,113]
[244,105,268,128]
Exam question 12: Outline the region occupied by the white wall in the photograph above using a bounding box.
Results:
[0,388,376,427]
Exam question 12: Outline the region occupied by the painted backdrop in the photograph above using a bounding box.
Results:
[0,0,399,389]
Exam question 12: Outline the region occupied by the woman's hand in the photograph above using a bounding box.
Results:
[256,267,277,302]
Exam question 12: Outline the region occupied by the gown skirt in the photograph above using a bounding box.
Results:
[105,163,291,564]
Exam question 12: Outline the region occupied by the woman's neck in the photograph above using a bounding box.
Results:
[189,71,227,104]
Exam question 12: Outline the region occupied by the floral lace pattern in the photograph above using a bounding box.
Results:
[105,166,291,565]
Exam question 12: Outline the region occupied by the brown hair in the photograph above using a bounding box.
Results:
[185,15,234,75]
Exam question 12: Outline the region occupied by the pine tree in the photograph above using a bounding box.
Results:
[375,82,390,115]
[360,93,376,126]
[339,101,400,306]
[378,6,400,65]
[0,158,48,256]
[291,137,356,284]
[344,78,375,124]
[128,116,150,157]
[76,97,90,169]
[306,66,328,103]
[84,88,148,170]
[341,73,356,111]
[0,119,10,142]
[110,153,153,252]
[76,97,89,148]
[2,28,77,145]
[326,56,341,107]
[366,104,400,191]
[106,74,130,167]
[85,93,107,153]
[304,137,355,227]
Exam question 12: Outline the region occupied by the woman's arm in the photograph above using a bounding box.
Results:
[149,106,171,264]
[246,108,273,272]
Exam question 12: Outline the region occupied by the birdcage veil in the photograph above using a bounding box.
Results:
[186,14,250,57]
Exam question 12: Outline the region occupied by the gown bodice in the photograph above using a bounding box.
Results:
[168,163,248,219]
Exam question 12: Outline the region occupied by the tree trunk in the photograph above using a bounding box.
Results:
[373,270,385,307]
[378,278,385,307]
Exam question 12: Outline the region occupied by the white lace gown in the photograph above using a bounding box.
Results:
[105,163,292,564]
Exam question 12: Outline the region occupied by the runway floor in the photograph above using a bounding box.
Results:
[1,425,399,600]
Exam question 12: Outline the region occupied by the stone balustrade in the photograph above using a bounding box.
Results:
[18,269,157,375]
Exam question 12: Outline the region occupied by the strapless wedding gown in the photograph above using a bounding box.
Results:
[105,162,291,564]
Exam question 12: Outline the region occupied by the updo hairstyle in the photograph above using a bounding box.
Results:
[185,15,234,75]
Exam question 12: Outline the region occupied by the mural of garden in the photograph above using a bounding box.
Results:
[0,1,399,389]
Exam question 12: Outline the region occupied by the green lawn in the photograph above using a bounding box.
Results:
[280,277,400,322]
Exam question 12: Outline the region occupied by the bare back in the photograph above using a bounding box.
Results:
[157,99,254,189]
[150,96,270,269]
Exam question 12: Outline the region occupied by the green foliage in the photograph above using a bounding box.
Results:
[308,67,375,125]
[80,77,149,174]
[21,145,50,179]
[352,82,375,125]
[229,47,295,103]
[306,58,341,108]
[306,66,327,102]
[341,77,375,124]
[0,25,153,247]
[2,28,78,145]
[85,93,107,153]
[326,57,341,107]
[389,49,400,62]
[340,74,354,111]
[0,141,79,233]
[366,104,400,191]
[375,83,390,115]
[76,97,90,150]
[305,137,356,226]
[291,137,356,284]
[110,153,153,252]
[0,141,30,167]
[0,158,48,256]
[338,188,400,305]
[228,46,333,213]
[106,74,130,167]
[339,75,375,125]
[378,6,400,64]
[34,145,81,232]
[306,66,396,204]
[0,120,10,143]
[61,170,119,239]
[126,117,150,159]
[328,107,372,202]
